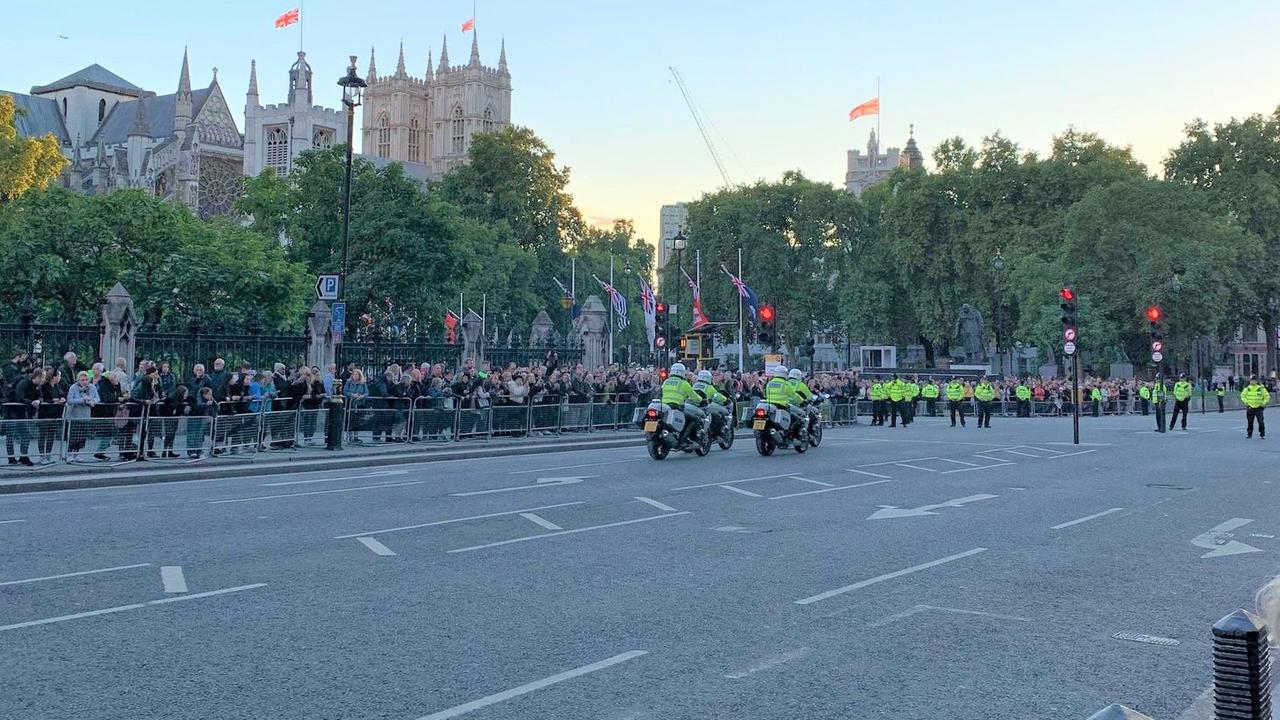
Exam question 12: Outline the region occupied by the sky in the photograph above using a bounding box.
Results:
[4,0,1279,251]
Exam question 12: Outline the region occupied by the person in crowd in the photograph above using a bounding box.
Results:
[7,367,46,466]
[57,351,85,394]
[36,369,65,463]
[159,384,188,459]
[131,366,160,459]
[65,371,99,462]
[92,368,123,460]
[194,386,219,458]
[207,358,229,402]
[344,369,369,443]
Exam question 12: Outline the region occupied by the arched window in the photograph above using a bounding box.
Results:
[377,114,391,158]
[265,125,289,173]
[98,99,107,122]
[451,106,465,154]
[312,127,334,149]
[482,107,494,134]
[62,97,67,118]
[408,116,421,162]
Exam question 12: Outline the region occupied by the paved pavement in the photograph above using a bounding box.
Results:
[1,409,1276,719]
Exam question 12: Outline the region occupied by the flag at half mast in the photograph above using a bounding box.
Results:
[848,97,879,121]
[274,8,300,28]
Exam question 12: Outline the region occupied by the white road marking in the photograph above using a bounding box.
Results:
[894,463,938,472]
[846,469,891,480]
[413,650,647,720]
[0,519,26,525]
[995,449,1040,458]
[452,476,593,497]
[260,470,408,487]
[723,648,811,679]
[1051,508,1124,530]
[672,473,795,491]
[208,479,428,504]
[971,455,1005,462]
[1191,518,1263,558]
[1045,441,1112,446]
[720,485,764,498]
[868,494,998,520]
[1025,446,1066,454]
[448,512,691,554]
[508,458,639,475]
[768,479,891,501]
[935,458,981,467]
[1047,449,1099,459]
[857,457,939,467]
[160,566,187,593]
[863,604,1033,626]
[794,548,988,605]
[795,477,835,487]
[333,502,585,539]
[0,562,152,587]
[0,583,267,632]
[941,463,1014,474]
[520,513,563,531]
[634,497,677,512]
[356,537,397,556]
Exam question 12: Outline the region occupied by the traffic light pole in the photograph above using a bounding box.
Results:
[1072,353,1080,445]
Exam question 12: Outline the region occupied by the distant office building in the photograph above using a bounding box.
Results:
[845,126,923,196]
[658,202,688,270]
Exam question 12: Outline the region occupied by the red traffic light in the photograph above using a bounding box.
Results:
[1145,305,1162,323]
[759,305,775,322]
[1060,288,1075,302]
[655,303,665,313]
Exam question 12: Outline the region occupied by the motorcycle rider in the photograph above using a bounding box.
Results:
[661,363,706,445]
[788,369,818,434]
[764,365,804,439]
[693,370,730,439]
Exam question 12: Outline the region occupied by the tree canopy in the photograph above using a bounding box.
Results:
[0,95,66,202]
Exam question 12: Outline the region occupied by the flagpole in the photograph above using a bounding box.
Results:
[481,293,486,354]
[738,247,745,372]
[299,0,304,52]
[608,255,615,366]
[570,257,576,338]
[876,75,881,150]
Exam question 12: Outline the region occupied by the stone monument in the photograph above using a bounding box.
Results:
[578,295,608,369]
[953,303,987,364]
[100,283,138,375]
[529,311,554,348]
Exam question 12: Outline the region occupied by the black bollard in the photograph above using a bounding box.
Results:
[1086,705,1155,720]
[325,389,345,451]
[1212,609,1272,719]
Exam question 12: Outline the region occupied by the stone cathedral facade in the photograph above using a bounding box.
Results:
[242,51,346,179]
[360,32,512,179]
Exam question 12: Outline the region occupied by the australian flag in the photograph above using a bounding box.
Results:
[721,264,760,319]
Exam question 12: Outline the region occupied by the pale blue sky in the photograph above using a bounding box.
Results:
[5,1,1278,246]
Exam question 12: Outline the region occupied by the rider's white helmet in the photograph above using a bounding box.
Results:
[788,369,805,380]
[670,363,687,376]
[697,370,713,382]
[771,365,789,378]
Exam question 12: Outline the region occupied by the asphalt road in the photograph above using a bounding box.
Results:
[2,409,1277,719]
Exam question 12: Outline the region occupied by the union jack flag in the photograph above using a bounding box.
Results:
[721,264,760,319]
[638,277,656,349]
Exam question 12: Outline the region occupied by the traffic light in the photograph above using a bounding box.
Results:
[1059,288,1077,330]
[1146,305,1164,358]
[654,302,668,349]
[758,304,776,346]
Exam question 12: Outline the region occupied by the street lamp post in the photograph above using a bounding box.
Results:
[669,229,687,361]
[624,263,634,367]
[336,56,367,362]
[992,249,1006,375]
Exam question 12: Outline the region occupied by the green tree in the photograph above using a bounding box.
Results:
[0,95,66,202]
[1165,108,1280,375]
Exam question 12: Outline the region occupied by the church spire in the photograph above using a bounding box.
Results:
[438,35,450,72]
[174,47,192,135]
[247,59,259,104]
[469,29,481,67]
[368,46,378,82]
[395,41,407,78]
[498,37,508,75]
[426,49,434,82]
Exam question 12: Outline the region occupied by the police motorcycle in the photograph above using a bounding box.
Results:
[694,370,736,451]
[750,366,811,456]
[640,364,712,461]
[787,368,825,448]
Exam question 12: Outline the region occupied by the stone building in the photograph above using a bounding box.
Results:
[243,51,346,178]
[844,126,924,196]
[359,33,511,179]
[0,51,244,218]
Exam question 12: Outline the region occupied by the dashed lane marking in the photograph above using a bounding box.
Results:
[720,485,764,498]
[356,537,397,556]
[519,513,564,531]
[447,513,691,554]
[768,479,891,501]
[794,548,989,605]
[634,497,678,513]
[0,583,268,632]
[1051,508,1124,530]
[941,463,1014,474]
[846,469,891,480]
[332,502,585,539]
[0,563,152,587]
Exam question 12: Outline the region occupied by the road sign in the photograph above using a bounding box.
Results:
[331,301,346,344]
[1151,351,1163,363]
[315,275,340,301]
[1063,341,1077,355]
[1151,340,1164,353]
[1063,327,1077,342]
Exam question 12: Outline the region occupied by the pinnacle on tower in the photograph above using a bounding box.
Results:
[247,59,259,99]
[469,29,481,67]
[426,49,434,82]
[96,137,109,167]
[395,41,407,78]
[175,47,193,133]
[438,35,450,72]
[498,37,508,74]
[178,46,191,94]
[368,46,378,82]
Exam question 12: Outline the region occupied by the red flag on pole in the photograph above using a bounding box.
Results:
[461,18,475,32]
[848,97,879,121]
[274,8,300,28]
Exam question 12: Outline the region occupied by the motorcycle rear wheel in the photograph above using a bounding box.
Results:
[754,432,775,456]
[647,434,670,460]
